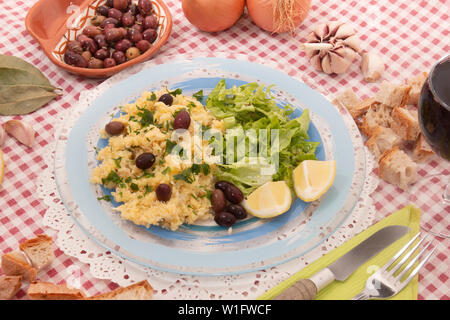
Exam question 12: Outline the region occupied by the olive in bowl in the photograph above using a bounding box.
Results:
[25,0,173,78]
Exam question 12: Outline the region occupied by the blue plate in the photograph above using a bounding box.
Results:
[63,57,364,275]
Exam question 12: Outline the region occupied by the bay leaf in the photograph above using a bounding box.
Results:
[0,67,55,87]
[0,55,60,115]
[0,89,59,115]
[0,54,52,85]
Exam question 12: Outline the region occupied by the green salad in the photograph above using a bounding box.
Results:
[206,79,320,195]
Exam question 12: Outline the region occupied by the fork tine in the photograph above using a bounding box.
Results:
[388,236,428,276]
[396,240,434,281]
[381,232,421,271]
[397,246,437,291]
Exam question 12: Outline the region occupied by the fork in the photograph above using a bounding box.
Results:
[352,232,436,300]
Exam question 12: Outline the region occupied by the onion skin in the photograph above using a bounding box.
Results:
[182,0,245,32]
[247,0,311,34]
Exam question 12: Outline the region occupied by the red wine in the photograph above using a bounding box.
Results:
[419,56,450,161]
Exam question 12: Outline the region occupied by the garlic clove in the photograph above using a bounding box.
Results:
[4,120,35,148]
[343,35,361,52]
[310,54,323,71]
[334,23,356,39]
[321,54,333,74]
[335,46,358,63]
[329,51,353,74]
[360,51,385,82]
[0,125,6,147]
[313,23,328,40]
[326,21,342,38]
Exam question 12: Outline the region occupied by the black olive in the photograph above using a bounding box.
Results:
[211,189,226,213]
[173,110,191,130]
[156,183,172,202]
[135,152,155,170]
[158,93,173,106]
[225,204,247,220]
[214,180,231,192]
[223,183,244,204]
[105,121,124,135]
[214,211,236,227]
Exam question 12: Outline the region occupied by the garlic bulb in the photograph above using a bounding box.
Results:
[303,21,360,74]
[4,120,35,148]
[360,51,385,82]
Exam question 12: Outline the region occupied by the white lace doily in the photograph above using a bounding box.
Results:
[37,52,378,299]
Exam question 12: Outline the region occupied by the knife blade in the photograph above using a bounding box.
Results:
[274,225,410,300]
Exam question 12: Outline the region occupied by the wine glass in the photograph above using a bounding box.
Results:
[409,54,450,239]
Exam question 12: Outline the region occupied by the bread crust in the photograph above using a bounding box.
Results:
[27,281,86,300]
[391,106,420,141]
[85,280,153,300]
[0,275,22,300]
[1,252,37,282]
[19,234,54,271]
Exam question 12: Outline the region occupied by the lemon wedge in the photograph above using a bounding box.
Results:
[242,181,292,218]
[293,160,336,202]
[0,149,4,185]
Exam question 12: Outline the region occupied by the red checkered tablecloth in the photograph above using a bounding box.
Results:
[0,0,449,300]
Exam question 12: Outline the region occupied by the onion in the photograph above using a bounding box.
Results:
[182,0,245,32]
[246,0,311,34]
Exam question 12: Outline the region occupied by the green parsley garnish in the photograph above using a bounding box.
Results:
[97,195,112,202]
[102,171,122,185]
[161,167,171,175]
[136,106,154,127]
[113,157,122,168]
[193,90,204,101]
[130,183,139,191]
[168,88,182,96]
[148,92,157,101]
[144,185,153,195]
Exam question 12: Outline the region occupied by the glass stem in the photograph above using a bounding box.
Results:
[443,181,450,204]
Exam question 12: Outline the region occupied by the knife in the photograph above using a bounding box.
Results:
[273,225,410,300]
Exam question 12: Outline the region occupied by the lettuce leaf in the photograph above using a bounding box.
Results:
[206,80,319,195]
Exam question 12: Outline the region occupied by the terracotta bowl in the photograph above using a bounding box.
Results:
[25,0,173,78]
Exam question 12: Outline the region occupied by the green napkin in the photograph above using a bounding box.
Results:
[258,205,420,300]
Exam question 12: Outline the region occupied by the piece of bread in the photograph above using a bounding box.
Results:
[378,146,418,191]
[19,234,54,271]
[412,134,434,163]
[27,281,86,300]
[332,88,362,118]
[1,252,37,282]
[359,103,393,136]
[375,81,411,108]
[366,126,403,160]
[0,275,22,300]
[86,280,153,300]
[390,107,421,141]
[407,72,428,105]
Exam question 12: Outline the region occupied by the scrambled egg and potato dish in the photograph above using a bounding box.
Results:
[91,88,225,231]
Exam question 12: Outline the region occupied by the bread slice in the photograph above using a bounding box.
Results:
[1,252,37,282]
[407,72,428,105]
[19,234,54,271]
[375,81,411,108]
[366,126,403,160]
[412,134,434,162]
[378,146,418,191]
[86,280,153,300]
[0,275,22,300]
[360,103,393,136]
[27,281,86,300]
[391,107,421,141]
